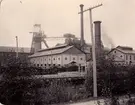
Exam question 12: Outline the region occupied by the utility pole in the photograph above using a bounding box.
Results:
[78,4,102,98]
[16,36,19,58]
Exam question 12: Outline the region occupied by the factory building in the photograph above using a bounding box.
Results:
[29,45,86,72]
[107,46,135,65]
[0,46,31,67]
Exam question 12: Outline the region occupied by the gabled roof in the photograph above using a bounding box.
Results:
[116,46,133,51]
[0,46,30,53]
[108,46,135,55]
[117,48,135,54]
[29,45,84,58]
[38,44,68,52]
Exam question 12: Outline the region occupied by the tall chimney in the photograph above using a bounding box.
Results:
[80,4,85,48]
[94,21,102,65]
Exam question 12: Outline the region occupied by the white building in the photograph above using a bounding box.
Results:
[29,45,86,72]
[107,46,135,65]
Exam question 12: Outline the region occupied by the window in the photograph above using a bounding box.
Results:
[41,64,43,66]
[49,64,51,66]
[120,55,122,57]
[114,51,116,53]
[126,55,128,60]
[53,64,55,66]
[58,64,60,66]
[44,59,46,61]
[82,66,85,72]
[45,64,46,66]
[58,58,60,60]
[37,64,39,67]
[80,58,83,60]
[90,48,92,52]
[65,57,67,60]
[130,55,132,60]
[53,58,55,60]
[73,58,75,60]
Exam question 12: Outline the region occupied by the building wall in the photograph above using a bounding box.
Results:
[30,53,86,68]
[108,49,135,65]
[62,54,86,66]
[125,54,135,64]
[111,50,125,61]
[29,46,87,73]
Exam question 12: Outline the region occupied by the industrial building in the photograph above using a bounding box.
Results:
[28,4,105,73]
[0,46,31,67]
[28,20,104,73]
[29,45,86,72]
[107,46,135,65]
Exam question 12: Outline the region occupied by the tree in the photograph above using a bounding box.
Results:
[0,56,34,105]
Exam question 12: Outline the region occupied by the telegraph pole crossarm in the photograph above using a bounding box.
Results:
[78,4,102,14]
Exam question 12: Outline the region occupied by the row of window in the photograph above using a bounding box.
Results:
[125,55,135,60]
[32,57,83,62]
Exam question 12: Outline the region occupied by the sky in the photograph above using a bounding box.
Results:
[0,0,135,49]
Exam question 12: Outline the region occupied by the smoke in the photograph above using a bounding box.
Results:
[102,27,115,49]
[100,0,135,48]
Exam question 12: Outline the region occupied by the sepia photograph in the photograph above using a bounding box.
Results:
[0,0,135,105]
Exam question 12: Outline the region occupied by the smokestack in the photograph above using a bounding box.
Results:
[94,21,102,65]
[80,4,85,47]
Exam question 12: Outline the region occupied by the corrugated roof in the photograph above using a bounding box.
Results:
[38,44,68,52]
[0,46,30,53]
[29,45,74,58]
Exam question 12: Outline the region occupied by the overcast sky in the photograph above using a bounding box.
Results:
[0,0,135,49]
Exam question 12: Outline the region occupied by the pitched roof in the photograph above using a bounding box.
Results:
[108,46,135,55]
[116,48,135,54]
[38,44,68,52]
[116,46,133,51]
[0,46,30,53]
[29,45,84,58]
